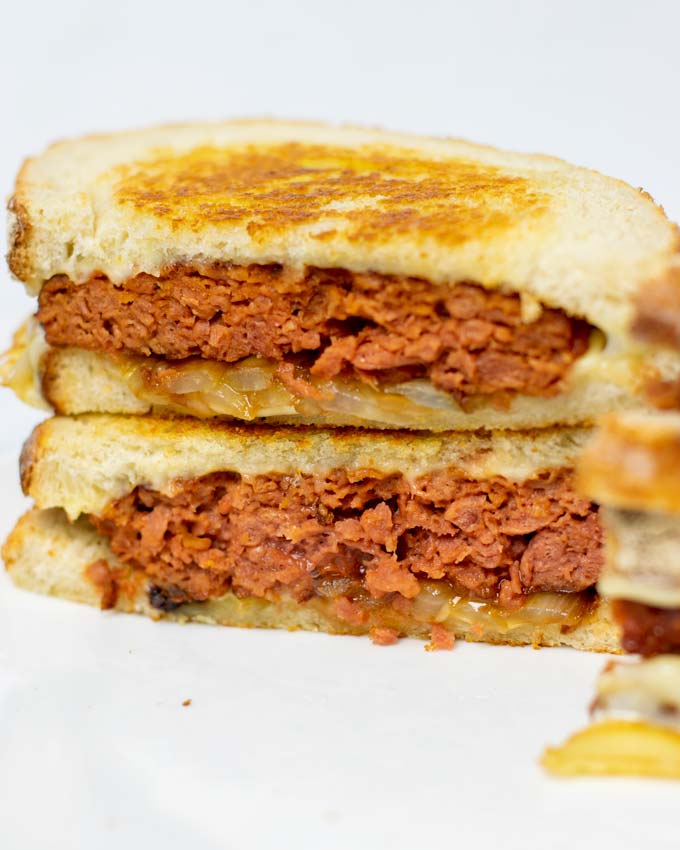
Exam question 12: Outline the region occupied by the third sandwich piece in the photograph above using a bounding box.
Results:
[543,412,680,777]
[542,281,680,778]
[2,415,617,650]
[579,410,680,656]
[3,119,680,429]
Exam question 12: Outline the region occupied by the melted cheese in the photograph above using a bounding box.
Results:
[599,507,680,607]
[180,583,597,640]
[0,319,50,410]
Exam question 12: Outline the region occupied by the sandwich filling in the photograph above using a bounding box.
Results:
[613,600,680,656]
[89,466,603,623]
[37,264,591,406]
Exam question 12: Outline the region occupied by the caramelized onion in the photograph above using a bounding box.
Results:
[390,379,460,411]
[304,378,456,428]
[445,590,593,634]
[411,582,455,622]
[305,379,425,426]
[315,577,355,599]
[506,591,594,628]
[409,583,593,632]
[130,355,459,426]
[131,358,297,420]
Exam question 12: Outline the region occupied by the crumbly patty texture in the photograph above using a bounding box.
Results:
[2,507,618,651]
[37,265,591,402]
[90,466,603,611]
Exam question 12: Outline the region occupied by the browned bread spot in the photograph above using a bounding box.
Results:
[113,143,547,247]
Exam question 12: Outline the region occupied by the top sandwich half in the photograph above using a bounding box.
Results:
[5,119,680,430]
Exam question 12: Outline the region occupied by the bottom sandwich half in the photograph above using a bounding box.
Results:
[3,414,620,651]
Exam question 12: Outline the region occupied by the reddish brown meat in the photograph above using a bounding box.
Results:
[90,467,603,610]
[369,627,400,646]
[84,560,119,610]
[427,624,456,651]
[38,265,591,402]
[612,599,680,656]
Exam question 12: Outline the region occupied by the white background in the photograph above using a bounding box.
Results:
[1,2,680,848]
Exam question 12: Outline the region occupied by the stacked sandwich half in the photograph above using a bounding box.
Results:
[544,277,680,777]
[3,120,680,651]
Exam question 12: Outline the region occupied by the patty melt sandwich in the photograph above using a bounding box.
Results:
[3,120,680,430]
[579,411,680,656]
[5,120,680,653]
[2,414,618,650]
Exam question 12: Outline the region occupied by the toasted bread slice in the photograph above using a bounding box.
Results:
[578,411,680,515]
[597,507,680,609]
[9,120,679,341]
[20,413,593,518]
[2,507,619,652]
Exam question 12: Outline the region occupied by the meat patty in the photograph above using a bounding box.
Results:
[90,466,603,610]
[38,264,591,402]
[613,599,680,656]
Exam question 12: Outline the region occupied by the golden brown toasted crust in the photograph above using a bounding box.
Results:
[6,195,33,282]
[2,507,621,652]
[18,427,38,502]
[578,411,680,514]
[8,120,680,337]
[41,350,65,411]
[113,142,547,249]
